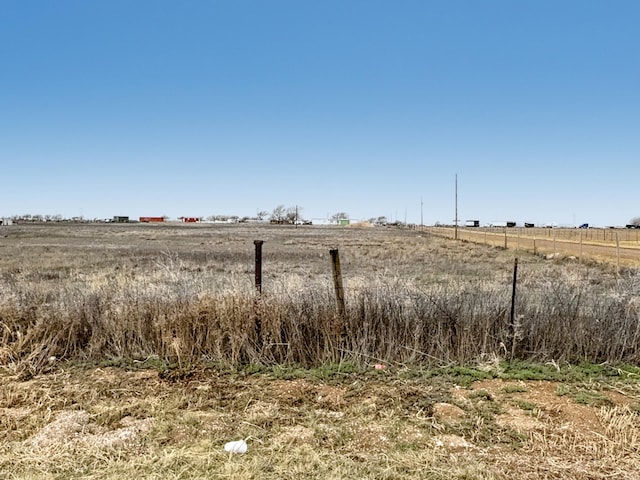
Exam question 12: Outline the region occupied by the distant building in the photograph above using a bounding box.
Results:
[465,220,480,227]
[113,216,129,223]
[0,218,13,226]
[139,216,165,223]
[488,221,516,228]
[180,217,201,223]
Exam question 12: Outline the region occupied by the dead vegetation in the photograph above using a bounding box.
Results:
[1,223,640,477]
[1,224,639,375]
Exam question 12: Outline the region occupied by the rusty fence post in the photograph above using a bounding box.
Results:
[253,240,264,345]
[509,257,519,359]
[330,249,346,317]
[254,240,264,293]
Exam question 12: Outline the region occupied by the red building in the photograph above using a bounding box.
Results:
[139,217,165,223]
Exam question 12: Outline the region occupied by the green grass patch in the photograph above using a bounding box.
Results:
[572,390,612,407]
[555,384,613,407]
[266,362,362,381]
[513,400,537,411]
[502,384,528,394]
[498,361,640,384]
[499,361,564,381]
[437,366,496,387]
[468,389,493,401]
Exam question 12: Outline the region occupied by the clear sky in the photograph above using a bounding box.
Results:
[1,1,639,226]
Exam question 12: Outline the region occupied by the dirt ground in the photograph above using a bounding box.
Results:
[434,227,640,268]
[2,364,640,479]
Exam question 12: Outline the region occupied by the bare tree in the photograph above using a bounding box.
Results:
[285,206,303,224]
[270,205,304,224]
[330,212,349,224]
[630,217,640,227]
[270,205,286,223]
[368,216,388,226]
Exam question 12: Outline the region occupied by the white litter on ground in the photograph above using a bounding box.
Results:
[224,439,248,454]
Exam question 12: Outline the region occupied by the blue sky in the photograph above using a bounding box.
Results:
[1,1,639,226]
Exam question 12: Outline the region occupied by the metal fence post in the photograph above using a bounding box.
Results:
[253,240,264,345]
[254,240,264,293]
[330,249,346,317]
[509,258,518,359]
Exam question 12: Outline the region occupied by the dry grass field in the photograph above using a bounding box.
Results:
[1,223,640,479]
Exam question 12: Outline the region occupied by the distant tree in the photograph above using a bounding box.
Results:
[368,216,387,226]
[270,205,286,223]
[256,210,269,221]
[269,205,303,224]
[330,212,349,224]
[207,214,236,222]
[285,206,303,224]
[630,217,640,226]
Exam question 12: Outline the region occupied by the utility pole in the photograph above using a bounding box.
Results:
[420,196,424,230]
[454,173,458,240]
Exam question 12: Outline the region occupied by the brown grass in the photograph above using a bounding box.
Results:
[2,223,640,478]
[1,223,639,375]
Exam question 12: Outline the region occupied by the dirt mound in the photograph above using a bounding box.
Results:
[26,410,153,450]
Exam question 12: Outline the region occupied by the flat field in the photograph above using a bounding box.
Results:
[1,223,640,479]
